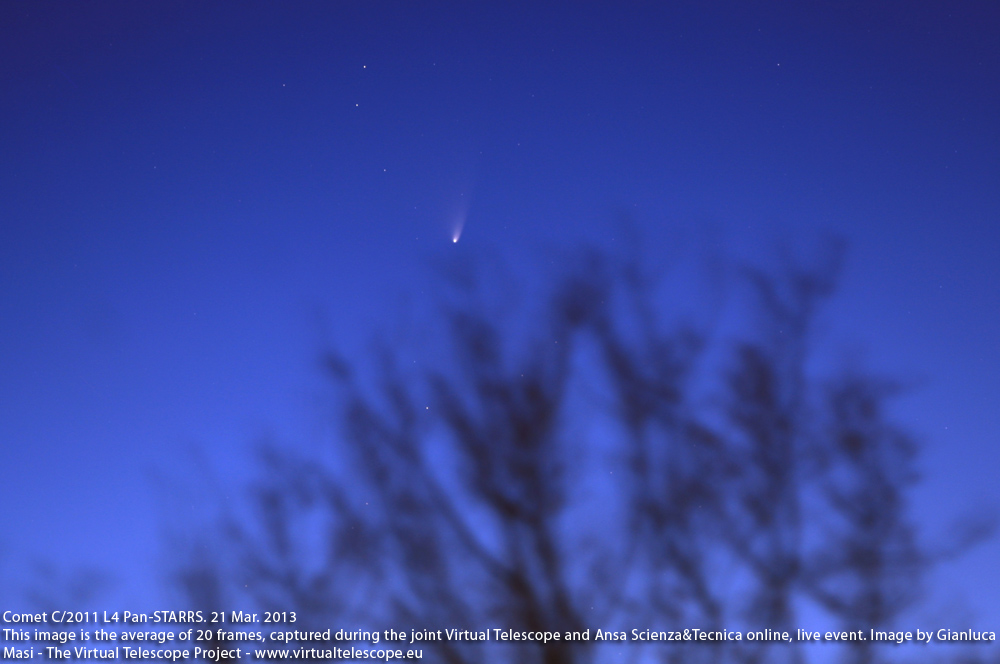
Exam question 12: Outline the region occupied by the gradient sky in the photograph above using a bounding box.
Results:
[1,1,998,630]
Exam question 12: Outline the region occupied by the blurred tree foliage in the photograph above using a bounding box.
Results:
[186,245,993,664]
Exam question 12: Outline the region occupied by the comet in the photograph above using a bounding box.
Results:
[450,201,467,243]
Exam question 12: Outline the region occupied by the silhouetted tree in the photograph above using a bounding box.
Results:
[199,245,993,664]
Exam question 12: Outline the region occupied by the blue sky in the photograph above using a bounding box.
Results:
[1,0,998,631]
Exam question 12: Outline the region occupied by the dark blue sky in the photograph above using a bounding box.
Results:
[1,1,998,626]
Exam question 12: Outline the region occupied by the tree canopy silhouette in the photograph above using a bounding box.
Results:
[191,244,994,664]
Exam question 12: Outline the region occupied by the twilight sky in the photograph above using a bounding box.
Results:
[1,1,998,629]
